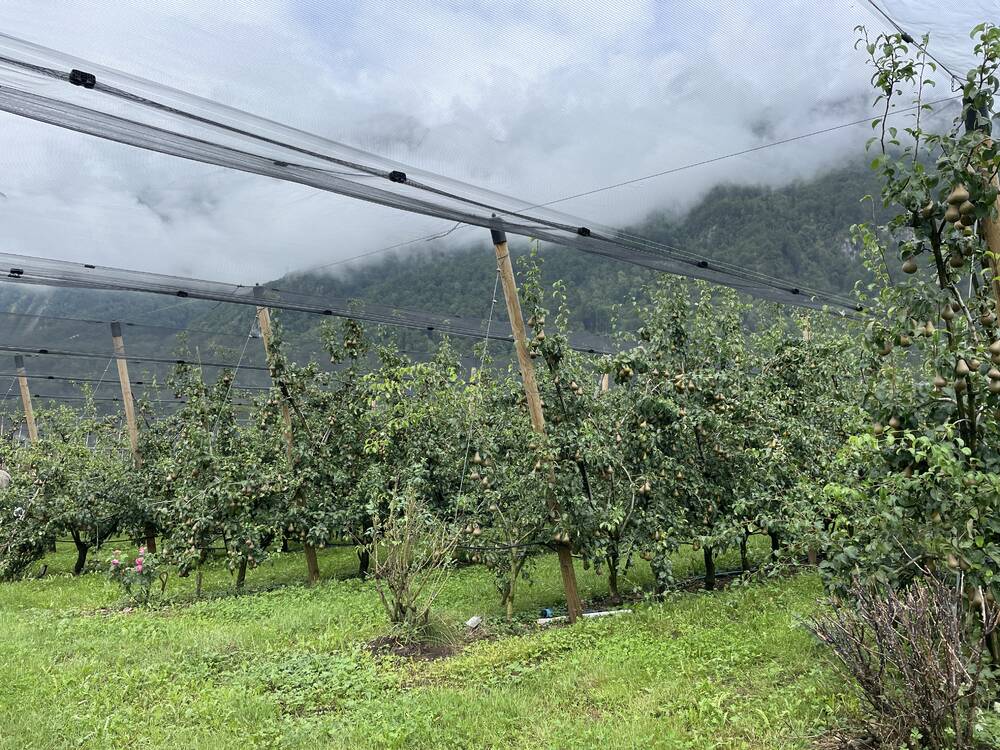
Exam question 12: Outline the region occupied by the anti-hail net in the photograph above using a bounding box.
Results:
[0,32,866,314]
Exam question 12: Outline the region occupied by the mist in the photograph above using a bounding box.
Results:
[0,0,988,283]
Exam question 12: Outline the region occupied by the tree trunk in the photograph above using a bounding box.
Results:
[48,536,56,552]
[740,534,749,573]
[235,558,247,590]
[769,531,781,561]
[703,546,716,591]
[143,522,157,553]
[195,570,203,597]
[281,536,290,553]
[305,544,320,585]
[607,550,622,605]
[357,546,370,579]
[72,536,89,576]
[501,579,516,621]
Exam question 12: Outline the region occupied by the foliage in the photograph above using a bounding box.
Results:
[518,251,860,596]
[147,363,285,581]
[107,545,165,606]
[821,25,1000,603]
[458,368,546,618]
[0,398,133,578]
[0,439,46,581]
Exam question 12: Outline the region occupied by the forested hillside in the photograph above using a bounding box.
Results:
[0,159,880,372]
[202,159,881,341]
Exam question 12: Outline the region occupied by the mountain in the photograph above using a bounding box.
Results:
[0,159,882,407]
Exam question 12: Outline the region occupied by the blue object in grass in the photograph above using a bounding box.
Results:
[539,608,554,618]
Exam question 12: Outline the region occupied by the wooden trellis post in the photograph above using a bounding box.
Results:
[491,226,583,623]
[963,102,1000,318]
[979,163,1000,317]
[13,355,37,443]
[111,322,156,552]
[255,303,320,585]
[15,354,53,551]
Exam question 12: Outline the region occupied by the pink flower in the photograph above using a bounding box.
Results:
[135,556,144,565]
[111,559,119,567]
[138,546,146,556]
[135,562,143,573]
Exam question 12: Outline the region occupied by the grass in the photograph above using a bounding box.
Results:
[0,539,851,749]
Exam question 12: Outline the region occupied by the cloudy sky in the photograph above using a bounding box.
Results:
[0,0,991,282]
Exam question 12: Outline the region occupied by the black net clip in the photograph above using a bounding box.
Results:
[577,227,591,237]
[388,170,407,184]
[489,215,507,245]
[69,69,96,89]
[8,268,23,278]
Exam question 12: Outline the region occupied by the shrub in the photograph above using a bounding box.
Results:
[808,577,998,749]
[108,546,165,606]
[370,494,457,632]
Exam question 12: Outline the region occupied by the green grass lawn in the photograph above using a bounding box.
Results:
[0,540,851,749]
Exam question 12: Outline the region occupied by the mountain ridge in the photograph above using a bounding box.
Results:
[0,158,881,401]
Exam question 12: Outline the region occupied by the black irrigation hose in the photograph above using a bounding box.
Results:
[675,566,760,588]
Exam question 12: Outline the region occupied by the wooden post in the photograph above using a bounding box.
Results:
[491,226,583,623]
[980,172,1000,320]
[600,373,610,393]
[13,355,37,443]
[15,355,54,551]
[801,318,818,565]
[965,104,1000,320]
[111,323,156,553]
[255,304,320,585]
[255,307,294,460]
[111,323,139,460]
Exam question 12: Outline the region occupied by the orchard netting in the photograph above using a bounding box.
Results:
[0,1,968,313]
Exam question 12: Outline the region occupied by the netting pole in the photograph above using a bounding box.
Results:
[973,156,1000,320]
[111,322,155,553]
[959,100,1000,324]
[255,304,320,585]
[13,355,37,443]
[801,318,819,565]
[491,228,583,623]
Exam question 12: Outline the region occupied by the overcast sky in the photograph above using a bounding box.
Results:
[0,0,991,282]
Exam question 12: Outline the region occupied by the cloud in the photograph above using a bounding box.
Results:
[0,0,986,282]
